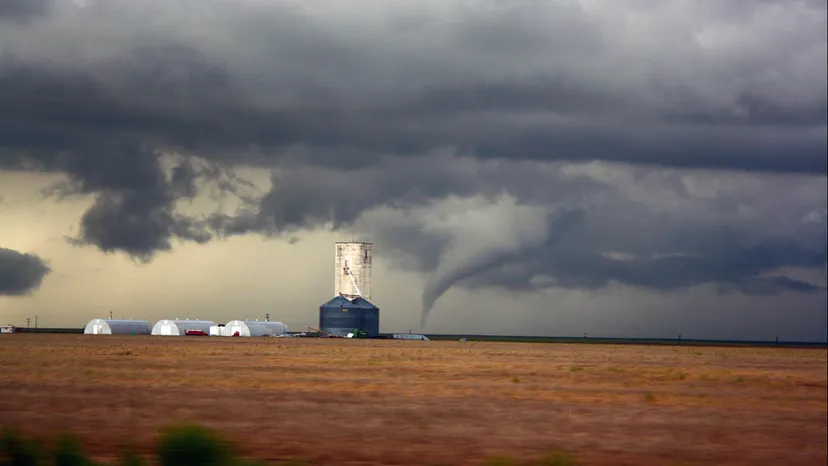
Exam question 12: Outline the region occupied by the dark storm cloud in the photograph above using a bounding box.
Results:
[0,0,825,283]
[462,236,825,295]
[40,143,214,262]
[419,207,588,326]
[170,161,199,199]
[66,188,212,262]
[331,161,826,322]
[0,45,254,261]
[1,58,825,175]
[0,248,50,296]
[0,0,825,172]
[0,0,53,22]
[208,155,489,235]
[207,153,611,238]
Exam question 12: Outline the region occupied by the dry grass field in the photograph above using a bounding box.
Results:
[0,334,825,465]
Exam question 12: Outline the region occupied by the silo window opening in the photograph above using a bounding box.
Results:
[364,250,369,260]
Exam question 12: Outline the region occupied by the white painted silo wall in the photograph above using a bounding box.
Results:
[84,319,151,335]
[151,319,215,336]
[334,242,372,300]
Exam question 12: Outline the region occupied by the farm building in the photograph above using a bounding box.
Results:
[319,296,379,337]
[1,325,15,334]
[224,320,288,337]
[393,333,430,341]
[151,319,215,336]
[84,319,151,335]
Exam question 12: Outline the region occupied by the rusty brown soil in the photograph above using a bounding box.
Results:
[0,335,825,465]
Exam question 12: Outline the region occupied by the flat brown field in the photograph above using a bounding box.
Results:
[0,335,826,465]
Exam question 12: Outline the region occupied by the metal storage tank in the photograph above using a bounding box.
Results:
[151,319,215,336]
[319,296,379,337]
[350,297,379,336]
[84,319,151,335]
[223,320,287,337]
[334,242,373,300]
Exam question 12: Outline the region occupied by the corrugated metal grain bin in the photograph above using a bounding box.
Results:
[151,319,215,336]
[319,296,379,337]
[84,319,151,335]
[224,320,288,337]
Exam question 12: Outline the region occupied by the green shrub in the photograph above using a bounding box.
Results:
[156,423,235,466]
[53,432,95,466]
[0,429,40,466]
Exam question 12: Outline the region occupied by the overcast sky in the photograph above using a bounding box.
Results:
[1,0,826,341]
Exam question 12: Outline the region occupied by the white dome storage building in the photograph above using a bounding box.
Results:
[224,320,288,337]
[84,319,151,335]
[151,319,215,336]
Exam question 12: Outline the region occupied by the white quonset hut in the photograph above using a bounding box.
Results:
[84,319,151,335]
[151,319,215,336]
[224,320,288,337]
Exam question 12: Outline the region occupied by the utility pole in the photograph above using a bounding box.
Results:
[265,313,270,322]
[109,311,113,320]
[35,315,38,328]
[26,318,31,328]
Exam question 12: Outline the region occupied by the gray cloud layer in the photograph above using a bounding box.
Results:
[0,1,825,319]
[0,0,53,22]
[342,160,827,322]
[0,248,51,296]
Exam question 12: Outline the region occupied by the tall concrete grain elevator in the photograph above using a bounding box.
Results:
[320,241,380,336]
[334,241,372,300]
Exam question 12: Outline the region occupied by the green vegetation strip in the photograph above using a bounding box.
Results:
[1,424,278,466]
[1,424,579,466]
